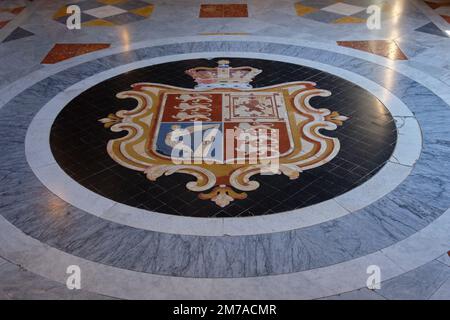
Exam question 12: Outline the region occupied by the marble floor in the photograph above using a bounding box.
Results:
[0,0,449,300]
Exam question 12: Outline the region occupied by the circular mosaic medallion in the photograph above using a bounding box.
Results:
[50,58,397,218]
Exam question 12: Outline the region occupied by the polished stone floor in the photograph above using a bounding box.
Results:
[0,0,449,300]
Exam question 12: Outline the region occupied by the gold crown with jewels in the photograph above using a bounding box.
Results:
[185,60,262,89]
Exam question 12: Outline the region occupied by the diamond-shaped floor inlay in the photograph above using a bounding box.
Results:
[337,40,408,60]
[322,2,365,16]
[41,43,111,64]
[84,5,127,18]
[295,3,318,16]
[53,0,154,27]
[294,0,400,24]
[199,4,248,18]
[2,27,34,43]
[0,20,10,29]
[334,16,366,24]
[415,22,449,37]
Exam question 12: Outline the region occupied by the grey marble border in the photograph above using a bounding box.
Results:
[25,52,420,236]
[0,40,449,278]
[0,207,448,299]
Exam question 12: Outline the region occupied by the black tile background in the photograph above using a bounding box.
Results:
[50,58,397,218]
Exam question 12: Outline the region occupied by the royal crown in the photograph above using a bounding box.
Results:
[185,60,262,89]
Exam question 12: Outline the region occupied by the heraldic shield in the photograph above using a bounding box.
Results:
[99,60,348,207]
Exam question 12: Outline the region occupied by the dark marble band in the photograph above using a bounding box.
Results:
[0,41,449,278]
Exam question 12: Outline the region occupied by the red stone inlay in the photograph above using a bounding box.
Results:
[0,20,10,29]
[337,40,408,61]
[200,4,248,18]
[10,6,25,15]
[441,15,450,24]
[41,43,111,64]
[425,1,442,9]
